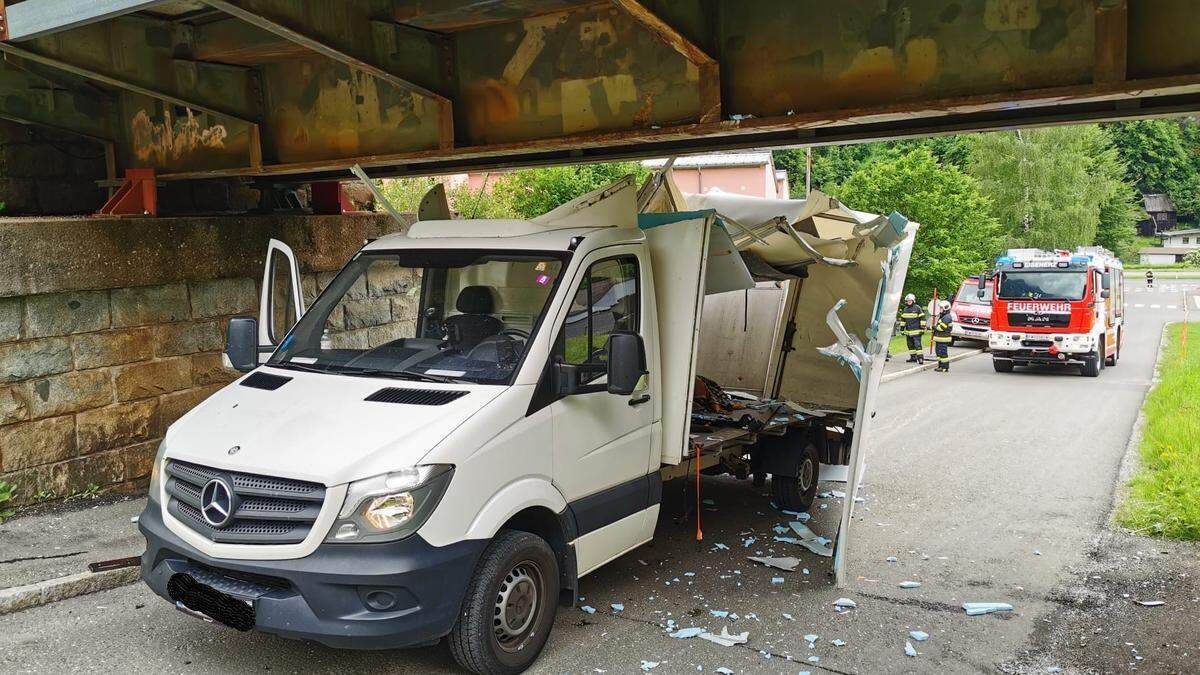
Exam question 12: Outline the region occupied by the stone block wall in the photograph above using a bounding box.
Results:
[0,212,404,506]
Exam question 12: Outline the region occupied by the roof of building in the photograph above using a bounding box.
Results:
[642,152,773,169]
[1142,193,1176,212]
[1161,227,1200,236]
[1138,246,1193,255]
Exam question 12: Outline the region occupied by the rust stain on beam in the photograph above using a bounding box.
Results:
[611,0,720,123]
[1094,0,1127,83]
[199,0,454,150]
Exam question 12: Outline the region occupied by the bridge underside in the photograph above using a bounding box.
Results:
[2,0,1199,183]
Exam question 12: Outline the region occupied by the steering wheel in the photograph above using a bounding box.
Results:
[498,327,530,340]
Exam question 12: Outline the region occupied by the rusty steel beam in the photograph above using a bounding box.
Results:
[0,58,114,140]
[0,40,256,124]
[1094,0,1128,83]
[610,0,720,123]
[199,0,455,150]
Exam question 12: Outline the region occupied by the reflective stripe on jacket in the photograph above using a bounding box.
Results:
[932,310,954,342]
[898,302,926,334]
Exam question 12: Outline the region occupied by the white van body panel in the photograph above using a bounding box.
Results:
[575,505,659,576]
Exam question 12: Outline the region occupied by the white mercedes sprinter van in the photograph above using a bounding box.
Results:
[138,177,915,674]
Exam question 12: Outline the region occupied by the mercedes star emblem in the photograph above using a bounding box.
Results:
[200,479,234,528]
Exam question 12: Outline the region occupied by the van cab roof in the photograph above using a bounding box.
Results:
[362,223,643,253]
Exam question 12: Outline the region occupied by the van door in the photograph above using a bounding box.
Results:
[257,239,305,363]
[548,247,657,575]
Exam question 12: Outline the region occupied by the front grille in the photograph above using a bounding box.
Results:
[959,316,990,326]
[165,459,326,545]
[1022,339,1054,348]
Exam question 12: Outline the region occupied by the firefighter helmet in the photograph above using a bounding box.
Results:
[904,293,916,303]
[939,299,951,311]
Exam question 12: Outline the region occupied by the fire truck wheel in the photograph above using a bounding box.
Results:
[770,444,819,511]
[993,358,1014,373]
[1080,349,1101,377]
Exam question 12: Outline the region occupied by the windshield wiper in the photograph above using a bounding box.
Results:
[270,361,332,374]
[340,367,463,384]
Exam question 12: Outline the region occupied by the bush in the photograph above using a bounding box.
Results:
[0,481,14,523]
[1185,250,1200,267]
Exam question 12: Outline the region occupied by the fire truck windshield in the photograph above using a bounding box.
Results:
[997,271,1087,300]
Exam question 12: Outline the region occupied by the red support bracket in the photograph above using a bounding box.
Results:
[0,1,9,42]
[310,181,350,215]
[98,168,157,217]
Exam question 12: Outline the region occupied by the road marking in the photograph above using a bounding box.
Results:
[1134,303,1145,308]
[1167,305,1178,309]
[1150,304,1162,309]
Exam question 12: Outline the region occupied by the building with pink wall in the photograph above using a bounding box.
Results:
[642,152,790,199]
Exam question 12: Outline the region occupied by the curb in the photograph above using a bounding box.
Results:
[881,348,985,382]
[0,566,139,616]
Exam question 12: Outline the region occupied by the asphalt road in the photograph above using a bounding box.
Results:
[1,284,1196,674]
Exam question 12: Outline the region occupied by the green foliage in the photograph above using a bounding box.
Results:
[834,148,1001,302]
[63,483,101,503]
[0,481,13,522]
[499,162,649,218]
[966,126,1139,253]
[1104,118,1200,220]
[1118,322,1200,540]
[377,176,442,213]
[775,136,969,198]
[1185,250,1200,267]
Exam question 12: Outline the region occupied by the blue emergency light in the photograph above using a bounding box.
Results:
[1071,255,1091,264]
[996,256,1014,265]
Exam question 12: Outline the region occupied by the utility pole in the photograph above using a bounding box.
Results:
[805,147,812,197]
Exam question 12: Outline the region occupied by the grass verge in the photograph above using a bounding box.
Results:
[1117,322,1200,540]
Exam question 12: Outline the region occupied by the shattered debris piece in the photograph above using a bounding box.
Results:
[1033,550,1042,556]
[742,537,757,548]
[684,572,696,577]
[905,641,918,657]
[710,610,730,618]
[581,605,597,614]
[782,613,794,621]
[833,598,857,611]
[831,490,846,498]
[831,639,846,647]
[789,522,819,540]
[803,568,810,575]
[698,627,749,647]
[886,556,898,563]
[713,543,730,551]
[747,556,800,572]
[640,660,660,672]
[771,577,785,585]
[909,631,929,642]
[1135,600,1165,607]
[773,525,789,535]
[962,602,1013,616]
[854,497,865,503]
[898,581,922,589]
[1046,668,1062,673]
[611,604,624,612]
[804,634,818,646]
[808,656,820,664]
[715,668,734,675]
[774,536,802,545]
[669,627,707,639]
[703,498,716,506]
[798,539,833,557]
[819,504,828,510]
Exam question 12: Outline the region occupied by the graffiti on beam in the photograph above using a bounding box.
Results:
[131,108,228,164]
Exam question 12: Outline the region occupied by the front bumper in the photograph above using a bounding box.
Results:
[991,349,1092,366]
[951,322,990,341]
[139,497,485,650]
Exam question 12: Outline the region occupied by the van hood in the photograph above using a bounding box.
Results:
[953,301,992,318]
[163,368,504,486]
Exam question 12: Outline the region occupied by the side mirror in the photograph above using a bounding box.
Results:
[1100,289,1111,299]
[976,274,988,300]
[606,332,647,396]
[226,317,259,373]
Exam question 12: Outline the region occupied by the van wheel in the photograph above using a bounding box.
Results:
[449,530,559,675]
[993,358,1014,373]
[771,444,820,511]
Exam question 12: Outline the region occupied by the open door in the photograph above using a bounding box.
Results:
[257,239,305,364]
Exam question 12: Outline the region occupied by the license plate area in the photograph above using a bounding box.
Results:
[167,573,256,631]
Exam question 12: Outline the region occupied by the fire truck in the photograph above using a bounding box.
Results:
[985,247,1124,377]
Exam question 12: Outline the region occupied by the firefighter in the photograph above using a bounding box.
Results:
[898,293,926,363]
[1146,269,1154,289]
[932,299,954,372]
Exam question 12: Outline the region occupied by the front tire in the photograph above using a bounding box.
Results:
[771,443,820,511]
[1080,348,1101,377]
[449,530,560,675]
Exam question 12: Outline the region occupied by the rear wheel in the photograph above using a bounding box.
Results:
[771,443,820,511]
[993,357,1014,373]
[449,530,560,675]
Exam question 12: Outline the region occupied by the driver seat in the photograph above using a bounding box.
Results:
[445,286,503,350]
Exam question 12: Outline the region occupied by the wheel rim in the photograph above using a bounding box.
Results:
[798,457,815,492]
[493,561,543,652]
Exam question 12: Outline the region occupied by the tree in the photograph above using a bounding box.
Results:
[774,136,969,198]
[499,162,649,218]
[835,148,1001,302]
[966,126,1138,252]
[1103,118,1200,220]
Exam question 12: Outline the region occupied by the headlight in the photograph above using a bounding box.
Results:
[326,465,453,543]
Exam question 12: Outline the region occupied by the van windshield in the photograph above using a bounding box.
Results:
[997,271,1086,301]
[955,283,992,304]
[269,250,566,385]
